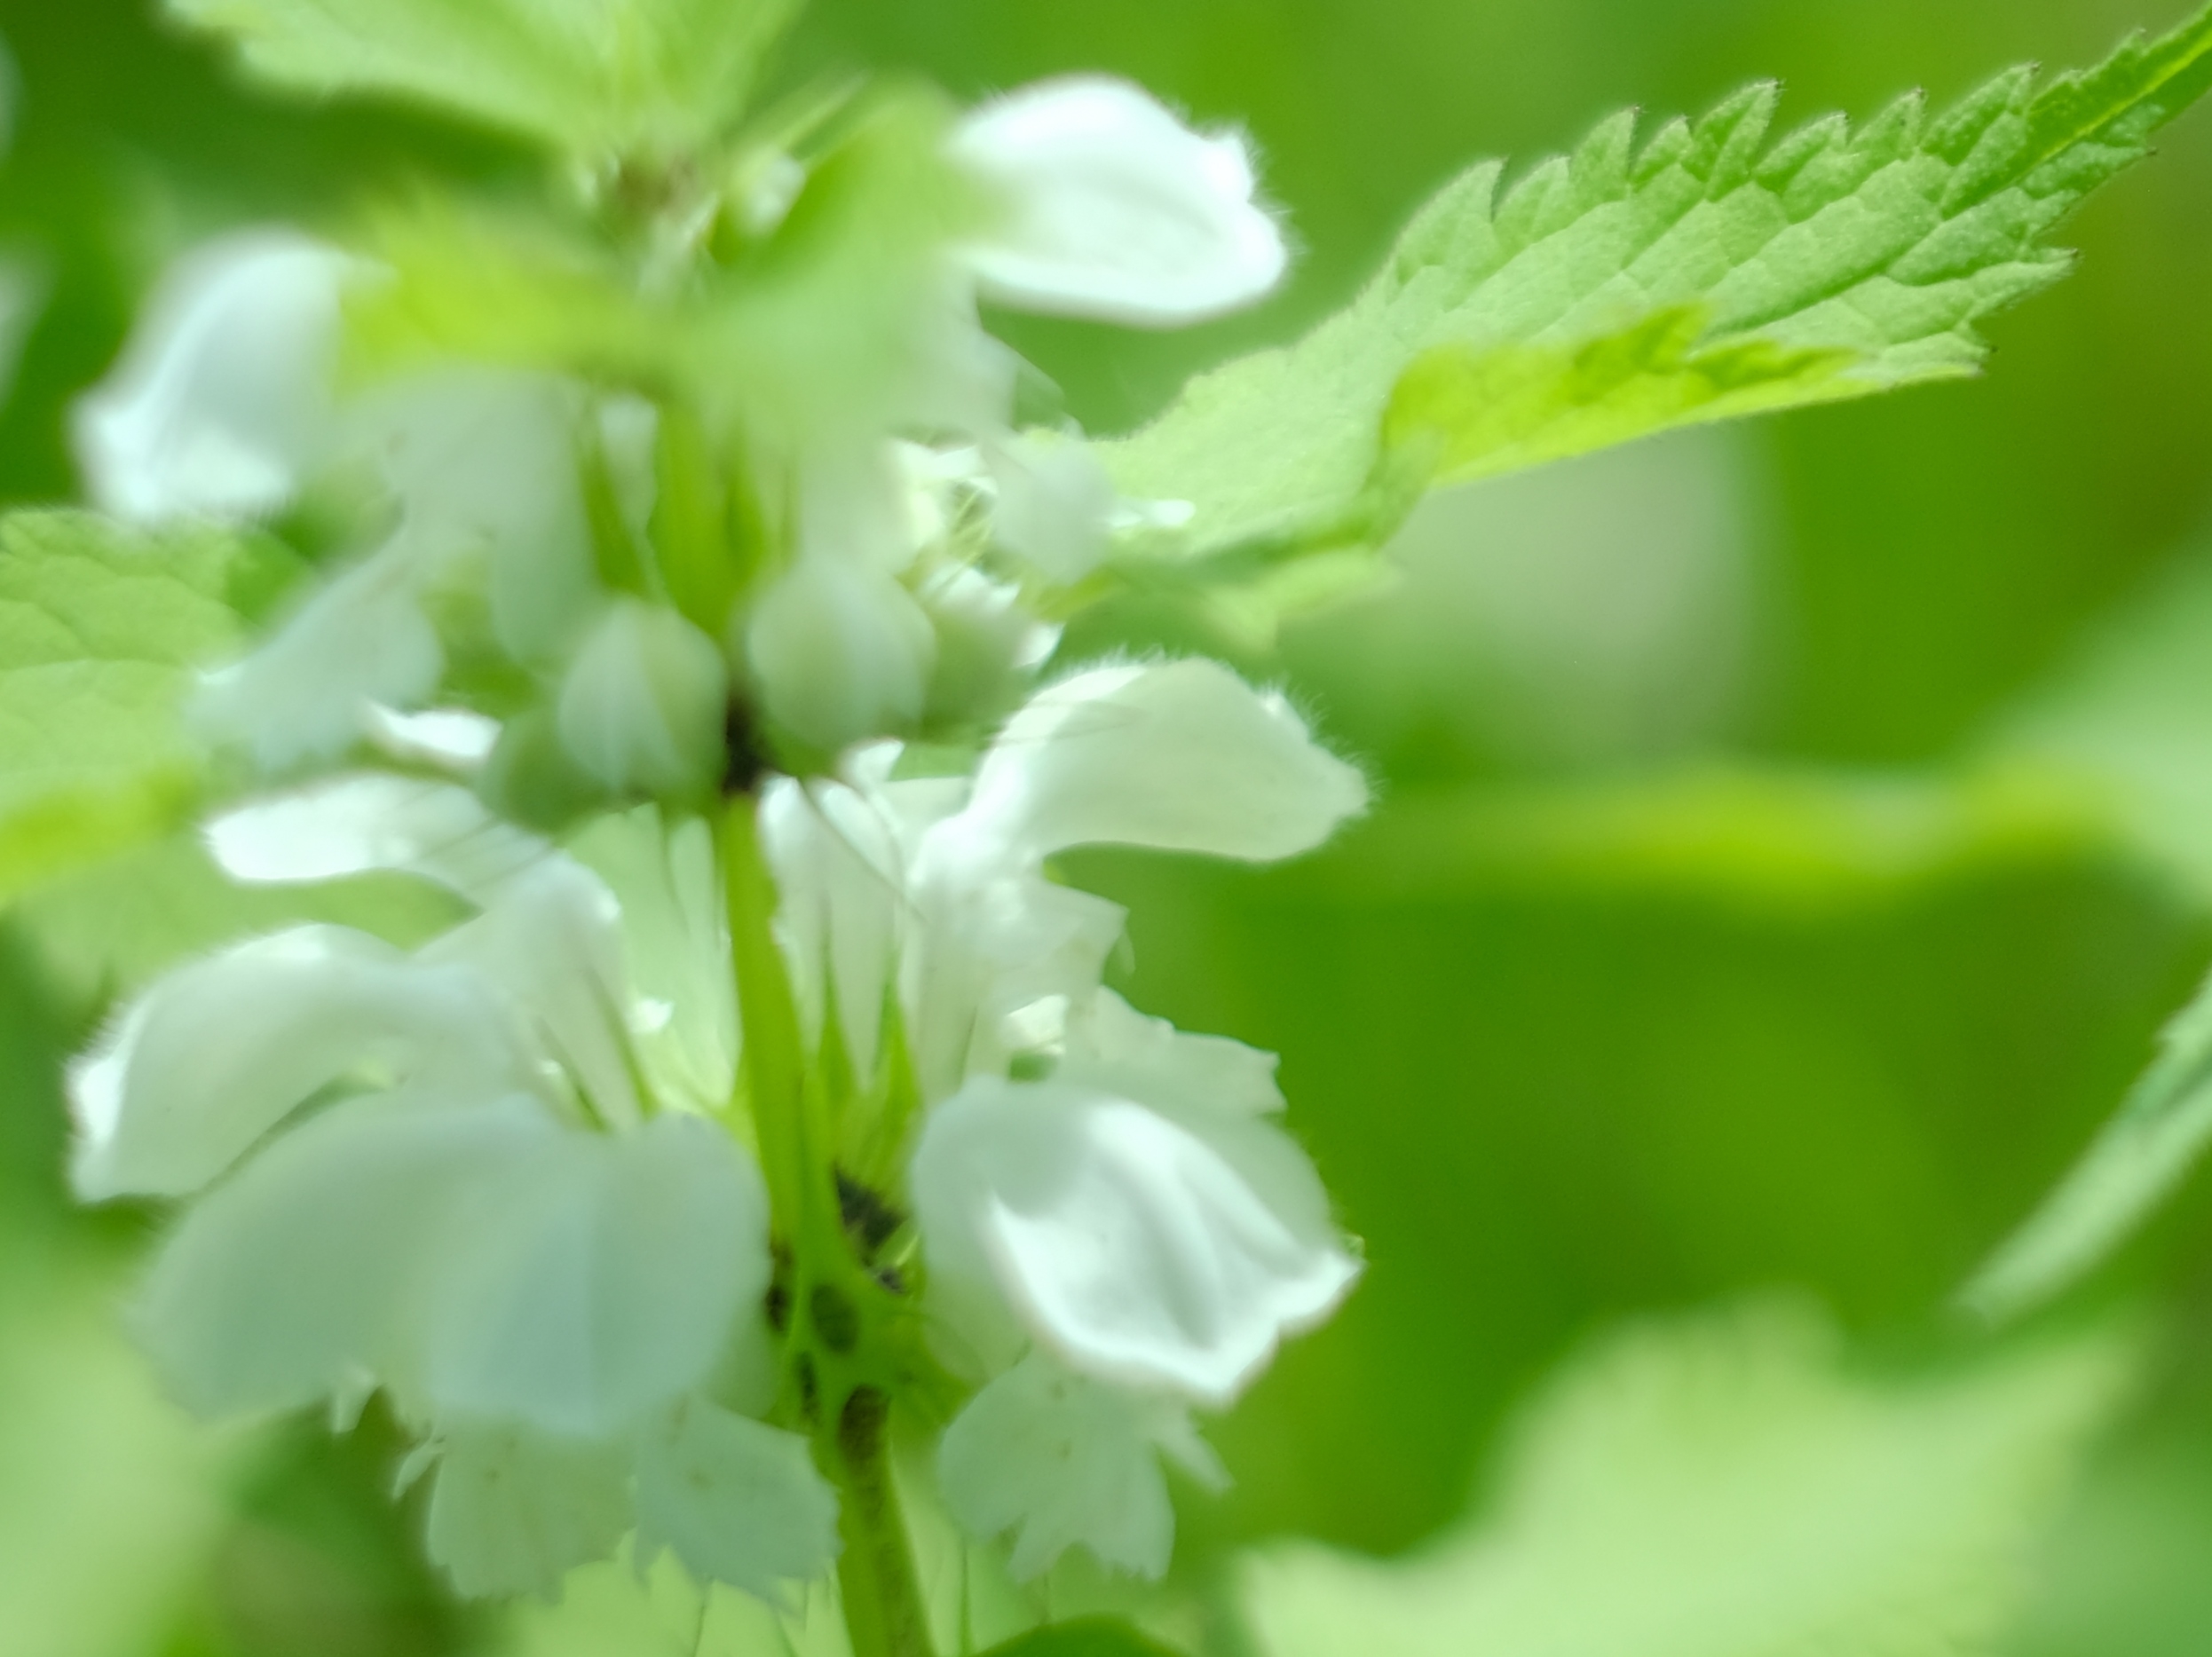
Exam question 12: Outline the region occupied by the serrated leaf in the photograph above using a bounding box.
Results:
[167,0,798,160]
[1239,1302,2133,1657]
[0,511,297,906]
[1102,6,2212,566]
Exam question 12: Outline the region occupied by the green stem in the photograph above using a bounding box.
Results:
[832,1387,935,1657]
[720,795,809,1222]
[719,796,936,1657]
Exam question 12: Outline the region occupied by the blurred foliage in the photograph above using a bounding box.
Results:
[9,0,2212,1653]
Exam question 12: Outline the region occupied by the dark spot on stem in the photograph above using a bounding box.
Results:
[810,1283,860,1353]
[837,1169,905,1258]
[840,1385,889,1465]
[723,695,770,796]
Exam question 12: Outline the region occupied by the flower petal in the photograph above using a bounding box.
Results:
[365,370,597,664]
[905,874,1126,1103]
[363,705,502,773]
[634,1396,841,1600]
[204,772,546,900]
[194,540,446,772]
[911,1077,1358,1405]
[569,807,739,1116]
[1061,989,1285,1118]
[951,76,1287,327]
[73,228,349,524]
[425,1424,633,1600]
[938,1351,1223,1581]
[423,856,644,1127]
[69,926,532,1201]
[953,659,1367,867]
[422,1112,771,1439]
[135,1091,561,1419]
[761,774,906,1083]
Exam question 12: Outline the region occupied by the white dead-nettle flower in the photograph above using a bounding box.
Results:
[74,229,353,524]
[950,75,1287,327]
[194,369,601,772]
[71,778,829,1601]
[764,657,1366,1575]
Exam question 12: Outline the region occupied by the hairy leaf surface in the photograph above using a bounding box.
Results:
[1103,7,2212,564]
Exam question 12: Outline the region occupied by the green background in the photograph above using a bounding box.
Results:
[7,0,2212,1651]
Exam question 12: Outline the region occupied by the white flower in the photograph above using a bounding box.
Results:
[73,228,352,523]
[195,371,598,771]
[951,76,1288,327]
[910,1073,1357,1406]
[75,779,833,1602]
[765,658,1365,1101]
[67,924,530,1203]
[763,661,1360,1575]
[909,1010,1356,1578]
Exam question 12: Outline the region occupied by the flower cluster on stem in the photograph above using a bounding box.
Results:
[65,56,1367,1652]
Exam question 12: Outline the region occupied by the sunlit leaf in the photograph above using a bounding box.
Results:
[1102,8,2212,568]
[1239,1301,2132,1657]
[0,511,298,909]
[166,0,799,160]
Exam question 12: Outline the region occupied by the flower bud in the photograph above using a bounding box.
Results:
[557,599,730,798]
[746,556,936,754]
[987,431,1118,583]
[920,565,1061,729]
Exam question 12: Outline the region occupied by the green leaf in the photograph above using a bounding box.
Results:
[1959,540,2212,1320]
[1237,1301,2133,1657]
[1966,967,2212,1323]
[166,0,798,159]
[1102,7,2212,568]
[0,511,297,907]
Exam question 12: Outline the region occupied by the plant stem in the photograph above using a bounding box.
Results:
[832,1387,935,1657]
[720,794,936,1657]
[720,794,809,1222]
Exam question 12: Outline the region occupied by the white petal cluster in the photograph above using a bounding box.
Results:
[71,781,830,1601]
[68,62,1347,1607]
[765,657,1366,1575]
